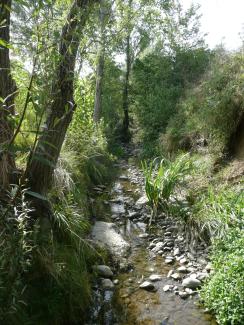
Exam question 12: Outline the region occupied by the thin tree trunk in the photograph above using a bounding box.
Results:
[0,0,17,192]
[122,32,131,141]
[26,0,98,196]
[93,0,106,123]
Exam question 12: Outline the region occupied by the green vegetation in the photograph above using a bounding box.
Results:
[0,0,243,323]
[201,228,244,324]
[142,154,193,219]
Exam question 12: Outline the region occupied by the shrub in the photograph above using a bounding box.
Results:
[201,228,244,324]
[164,51,244,155]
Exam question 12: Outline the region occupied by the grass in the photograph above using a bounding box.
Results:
[142,153,193,222]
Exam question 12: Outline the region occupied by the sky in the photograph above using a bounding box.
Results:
[182,0,244,50]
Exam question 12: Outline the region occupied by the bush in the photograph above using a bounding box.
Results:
[164,50,244,155]
[201,228,244,324]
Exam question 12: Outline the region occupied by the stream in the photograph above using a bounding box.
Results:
[87,152,217,325]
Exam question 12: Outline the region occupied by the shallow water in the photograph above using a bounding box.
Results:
[91,161,217,325]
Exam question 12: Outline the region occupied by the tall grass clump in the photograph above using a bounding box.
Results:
[142,153,193,222]
[182,184,243,243]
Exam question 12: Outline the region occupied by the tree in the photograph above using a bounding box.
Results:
[0,0,17,193]
[93,0,106,123]
[26,0,98,198]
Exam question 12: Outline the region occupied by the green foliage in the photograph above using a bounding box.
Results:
[142,153,193,216]
[164,50,244,154]
[132,47,211,156]
[67,77,114,186]
[0,189,36,323]
[192,185,244,238]
[201,228,244,324]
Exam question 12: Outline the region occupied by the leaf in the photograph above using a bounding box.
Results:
[26,190,48,201]
[0,39,11,49]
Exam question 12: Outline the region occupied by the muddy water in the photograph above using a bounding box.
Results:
[91,160,216,325]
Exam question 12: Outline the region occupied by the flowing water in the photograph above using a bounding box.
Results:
[89,158,217,325]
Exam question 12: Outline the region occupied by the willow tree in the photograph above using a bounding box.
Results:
[93,0,107,123]
[26,0,98,197]
[0,0,17,193]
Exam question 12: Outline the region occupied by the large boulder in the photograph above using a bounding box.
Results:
[92,221,130,258]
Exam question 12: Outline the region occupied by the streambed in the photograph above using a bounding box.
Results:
[88,156,216,325]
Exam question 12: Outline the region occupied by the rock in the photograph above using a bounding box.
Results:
[164,240,174,247]
[119,175,128,180]
[128,211,140,219]
[196,272,209,281]
[165,256,175,264]
[176,236,184,242]
[92,222,130,257]
[149,274,162,282]
[113,279,119,285]
[171,273,182,280]
[93,265,113,278]
[149,242,156,249]
[139,281,156,291]
[173,247,180,256]
[185,288,193,294]
[101,278,115,290]
[179,291,189,299]
[179,257,188,264]
[167,270,174,278]
[164,232,172,237]
[152,242,164,253]
[163,285,172,292]
[187,252,195,260]
[205,263,212,272]
[177,266,188,273]
[139,233,149,239]
[182,277,201,289]
[136,195,149,206]
[163,247,172,252]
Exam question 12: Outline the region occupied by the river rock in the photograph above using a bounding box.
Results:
[182,277,201,289]
[92,221,130,257]
[93,265,113,278]
[149,274,162,282]
[152,242,164,252]
[177,266,189,273]
[119,175,128,180]
[163,247,172,252]
[173,247,180,256]
[101,278,115,290]
[163,284,172,292]
[179,257,188,264]
[179,291,189,299]
[171,273,182,280]
[139,281,156,291]
[128,211,139,219]
[136,195,149,206]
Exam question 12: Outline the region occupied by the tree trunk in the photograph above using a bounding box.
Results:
[26,0,98,196]
[93,0,106,123]
[0,0,17,192]
[122,32,131,141]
